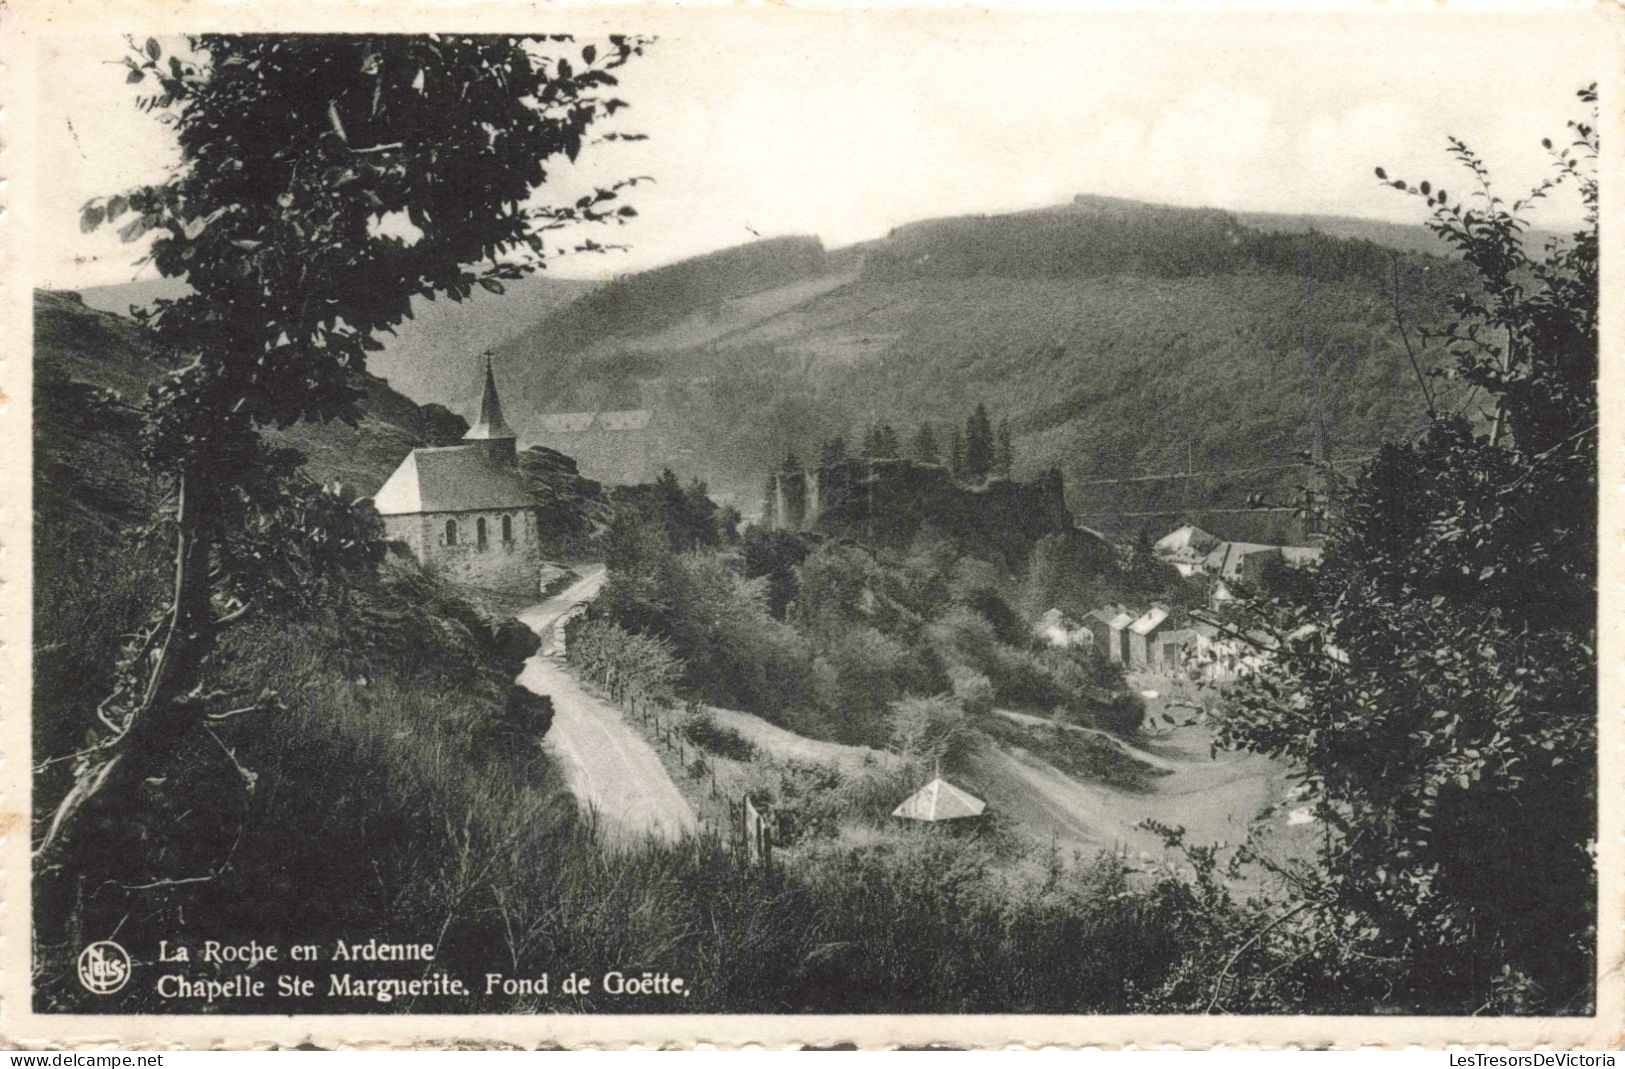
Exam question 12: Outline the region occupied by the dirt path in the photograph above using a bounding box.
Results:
[705,705,897,775]
[973,726,1279,859]
[978,681,1318,872]
[994,708,1179,772]
[516,566,698,844]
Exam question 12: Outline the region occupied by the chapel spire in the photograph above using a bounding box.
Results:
[464,353,518,466]
[465,353,516,441]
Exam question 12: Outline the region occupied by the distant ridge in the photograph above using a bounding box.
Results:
[464,194,1482,533]
[66,194,1497,535]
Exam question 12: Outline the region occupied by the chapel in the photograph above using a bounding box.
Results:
[374,358,544,593]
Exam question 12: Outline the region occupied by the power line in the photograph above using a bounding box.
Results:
[1073,506,1302,519]
[1071,454,1374,488]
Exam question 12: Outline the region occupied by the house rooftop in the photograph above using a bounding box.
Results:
[1130,605,1170,635]
[1202,541,1280,580]
[1155,524,1221,557]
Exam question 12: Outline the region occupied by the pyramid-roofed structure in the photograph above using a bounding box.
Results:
[891,777,987,822]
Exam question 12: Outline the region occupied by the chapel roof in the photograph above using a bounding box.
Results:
[373,444,535,515]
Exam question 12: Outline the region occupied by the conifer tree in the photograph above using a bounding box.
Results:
[819,436,848,468]
[762,474,779,527]
[912,422,940,464]
[874,423,900,459]
[964,404,995,480]
[949,427,965,478]
[995,418,1014,476]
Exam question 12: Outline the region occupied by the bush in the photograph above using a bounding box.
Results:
[890,694,975,768]
[1091,692,1146,738]
[948,664,996,717]
[681,708,757,762]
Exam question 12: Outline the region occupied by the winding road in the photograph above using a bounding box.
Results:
[515,565,698,844]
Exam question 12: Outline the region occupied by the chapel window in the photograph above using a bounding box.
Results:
[477,516,489,549]
[445,518,458,546]
[502,514,514,543]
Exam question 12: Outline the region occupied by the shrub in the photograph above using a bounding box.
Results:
[687,753,712,782]
[681,708,757,762]
[948,664,996,717]
[1091,692,1146,738]
[890,694,975,768]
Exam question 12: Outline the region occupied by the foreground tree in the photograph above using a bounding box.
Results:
[1213,87,1598,1012]
[41,35,650,873]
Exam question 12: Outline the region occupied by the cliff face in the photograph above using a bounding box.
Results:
[769,458,1076,566]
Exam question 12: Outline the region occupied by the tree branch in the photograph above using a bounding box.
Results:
[1206,901,1312,1013]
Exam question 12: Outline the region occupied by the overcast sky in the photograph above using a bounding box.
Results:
[35,10,1605,290]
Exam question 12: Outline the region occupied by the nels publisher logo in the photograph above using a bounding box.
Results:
[76,941,131,995]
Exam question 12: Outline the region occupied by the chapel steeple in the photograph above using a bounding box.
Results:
[463,354,518,466]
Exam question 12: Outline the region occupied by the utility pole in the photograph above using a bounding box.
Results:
[1184,440,1194,520]
[1302,250,1328,540]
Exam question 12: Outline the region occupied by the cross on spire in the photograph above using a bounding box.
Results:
[464,351,516,442]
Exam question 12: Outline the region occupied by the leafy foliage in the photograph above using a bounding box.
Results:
[567,616,680,711]
[44,33,650,878]
[1212,87,1598,1012]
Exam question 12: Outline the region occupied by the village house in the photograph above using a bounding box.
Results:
[1155,532,1326,608]
[524,407,657,484]
[1035,608,1092,649]
[1154,524,1221,577]
[1127,604,1172,670]
[374,360,545,594]
[1199,539,1323,583]
[1081,606,1136,663]
[1191,623,1276,683]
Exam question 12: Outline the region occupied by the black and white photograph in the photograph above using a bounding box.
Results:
[5,2,1616,1046]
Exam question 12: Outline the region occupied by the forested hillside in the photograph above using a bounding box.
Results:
[101,194,1474,537]
[459,197,1476,535]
